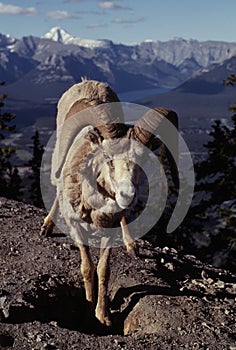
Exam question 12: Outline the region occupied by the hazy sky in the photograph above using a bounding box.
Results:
[0,0,235,44]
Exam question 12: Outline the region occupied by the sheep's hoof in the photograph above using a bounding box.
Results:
[96,314,112,328]
[95,309,112,328]
[40,222,54,237]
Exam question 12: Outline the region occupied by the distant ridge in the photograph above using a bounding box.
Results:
[1,28,236,158]
[1,28,236,90]
[1,27,236,111]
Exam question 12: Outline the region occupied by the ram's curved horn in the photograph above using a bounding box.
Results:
[54,99,126,180]
[133,107,179,188]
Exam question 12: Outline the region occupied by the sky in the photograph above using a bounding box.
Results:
[0,0,235,44]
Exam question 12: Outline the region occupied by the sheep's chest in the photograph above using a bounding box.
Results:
[59,132,125,229]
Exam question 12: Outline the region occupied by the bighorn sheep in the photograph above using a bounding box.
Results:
[40,79,179,327]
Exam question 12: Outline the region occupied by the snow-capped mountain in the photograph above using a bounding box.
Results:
[43,26,112,49]
[43,26,72,43]
[0,33,16,48]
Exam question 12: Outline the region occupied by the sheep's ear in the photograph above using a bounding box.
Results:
[86,128,103,146]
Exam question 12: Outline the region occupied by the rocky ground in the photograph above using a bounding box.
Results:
[0,197,236,350]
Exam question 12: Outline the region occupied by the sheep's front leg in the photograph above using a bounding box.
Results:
[40,197,58,236]
[71,226,95,319]
[78,243,96,310]
[95,236,112,327]
[120,216,137,256]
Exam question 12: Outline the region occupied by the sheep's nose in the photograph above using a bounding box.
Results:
[116,181,136,209]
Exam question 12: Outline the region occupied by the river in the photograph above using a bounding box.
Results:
[117,87,170,102]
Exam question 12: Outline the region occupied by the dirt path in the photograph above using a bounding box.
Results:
[0,197,235,349]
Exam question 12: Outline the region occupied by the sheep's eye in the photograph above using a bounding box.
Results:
[109,160,114,168]
[103,152,112,161]
[103,152,108,158]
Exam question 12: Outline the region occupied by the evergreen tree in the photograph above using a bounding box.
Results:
[27,130,44,208]
[0,82,20,198]
[7,164,22,200]
[195,120,235,205]
[181,75,236,271]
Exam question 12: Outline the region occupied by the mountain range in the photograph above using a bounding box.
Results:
[1,27,236,157]
[1,27,236,101]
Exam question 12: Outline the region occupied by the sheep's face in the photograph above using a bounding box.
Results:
[102,158,139,209]
[87,129,145,210]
